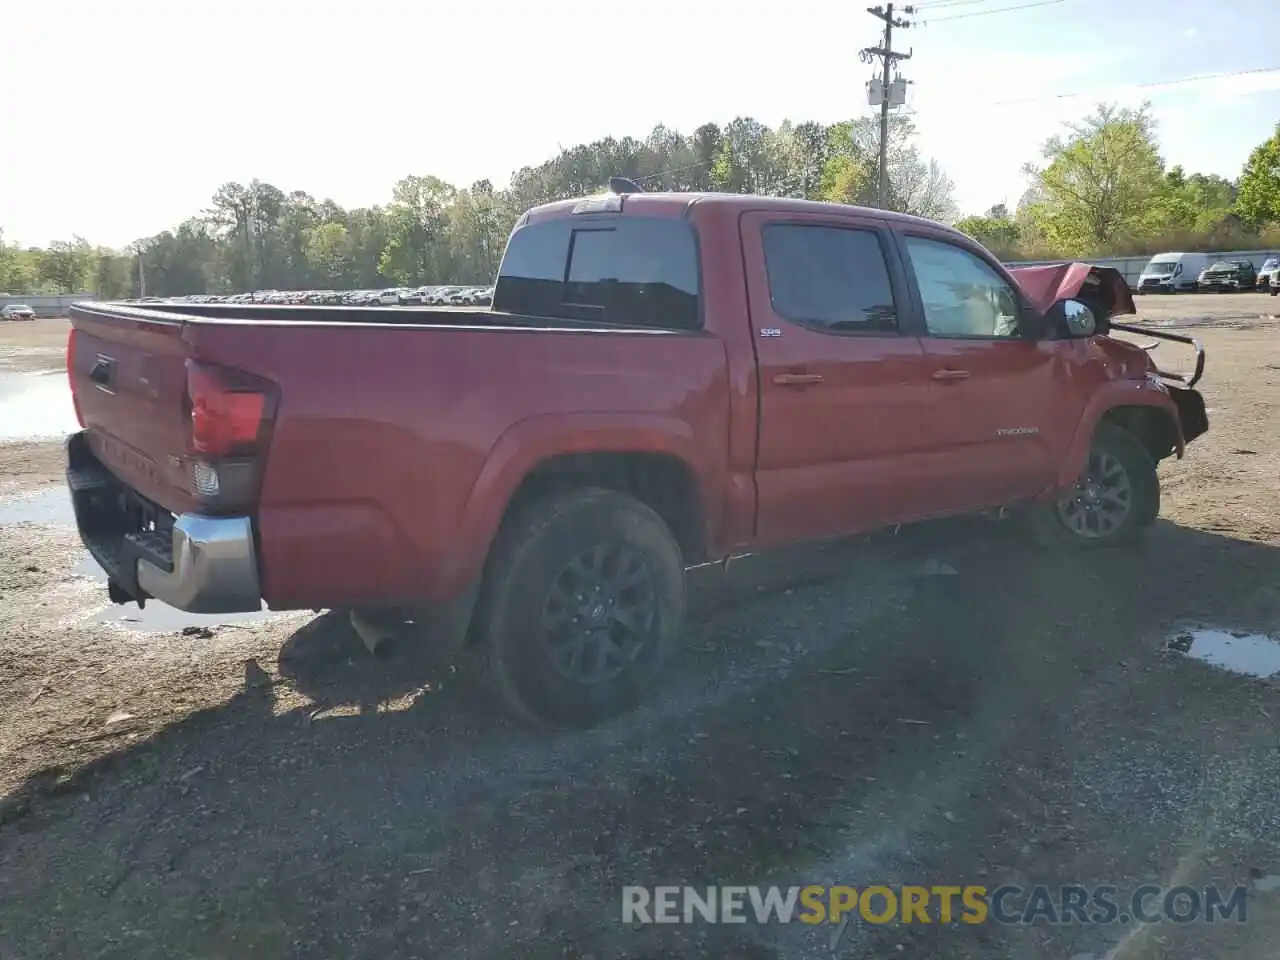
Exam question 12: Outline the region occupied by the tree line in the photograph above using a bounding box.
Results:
[3,106,1279,299]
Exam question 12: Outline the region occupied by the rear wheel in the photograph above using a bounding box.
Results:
[477,487,685,728]
[1031,425,1159,549]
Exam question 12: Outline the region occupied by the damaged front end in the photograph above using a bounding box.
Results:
[1109,320,1208,445]
[1009,261,1209,448]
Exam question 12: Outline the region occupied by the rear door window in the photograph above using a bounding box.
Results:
[495,216,701,329]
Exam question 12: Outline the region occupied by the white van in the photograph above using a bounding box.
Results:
[1136,252,1210,294]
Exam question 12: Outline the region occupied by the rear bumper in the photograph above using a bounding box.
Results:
[67,431,262,613]
[137,514,260,613]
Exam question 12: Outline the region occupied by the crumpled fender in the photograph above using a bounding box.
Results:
[1054,381,1185,490]
[1008,263,1136,320]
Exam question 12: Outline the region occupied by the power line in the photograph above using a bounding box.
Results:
[921,0,1064,22]
[634,158,714,183]
[915,0,1021,9]
[989,64,1280,106]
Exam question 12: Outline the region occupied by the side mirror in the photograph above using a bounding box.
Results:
[1046,297,1105,338]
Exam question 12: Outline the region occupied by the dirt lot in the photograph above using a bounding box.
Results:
[2,301,1280,959]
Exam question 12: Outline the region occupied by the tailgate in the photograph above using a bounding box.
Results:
[68,302,196,513]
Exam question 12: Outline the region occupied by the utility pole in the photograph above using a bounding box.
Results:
[860,4,913,209]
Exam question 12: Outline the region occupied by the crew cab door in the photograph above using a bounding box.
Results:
[894,230,1062,511]
[741,211,931,546]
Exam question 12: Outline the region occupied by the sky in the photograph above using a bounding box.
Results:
[1,0,1277,249]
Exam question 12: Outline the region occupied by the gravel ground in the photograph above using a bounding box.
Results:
[2,301,1280,959]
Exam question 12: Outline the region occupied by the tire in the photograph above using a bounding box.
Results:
[1030,424,1159,550]
[476,487,685,728]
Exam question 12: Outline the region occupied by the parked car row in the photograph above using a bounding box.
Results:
[130,285,496,308]
[1136,252,1278,294]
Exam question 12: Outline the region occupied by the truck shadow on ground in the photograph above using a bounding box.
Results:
[272,520,1001,718]
[3,518,1280,960]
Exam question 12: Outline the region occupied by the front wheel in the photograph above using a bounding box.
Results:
[1030,425,1159,549]
[476,487,686,728]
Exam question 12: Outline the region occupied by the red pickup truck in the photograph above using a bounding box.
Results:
[65,186,1208,726]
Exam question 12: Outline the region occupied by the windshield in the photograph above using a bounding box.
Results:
[1264,258,1278,270]
[1208,261,1235,271]
[1144,259,1177,276]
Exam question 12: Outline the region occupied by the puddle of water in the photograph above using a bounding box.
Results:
[0,489,282,633]
[0,487,71,525]
[71,555,282,632]
[0,370,79,441]
[1167,628,1280,679]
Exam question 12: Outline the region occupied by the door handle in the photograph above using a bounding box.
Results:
[932,368,970,382]
[773,372,824,386]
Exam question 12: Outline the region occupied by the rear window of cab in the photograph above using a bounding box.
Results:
[495,216,701,330]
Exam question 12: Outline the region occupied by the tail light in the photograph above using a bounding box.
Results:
[67,327,85,428]
[187,363,268,455]
[184,359,278,513]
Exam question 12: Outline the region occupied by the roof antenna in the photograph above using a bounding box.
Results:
[608,176,643,194]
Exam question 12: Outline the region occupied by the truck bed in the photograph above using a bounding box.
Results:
[93,299,679,333]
